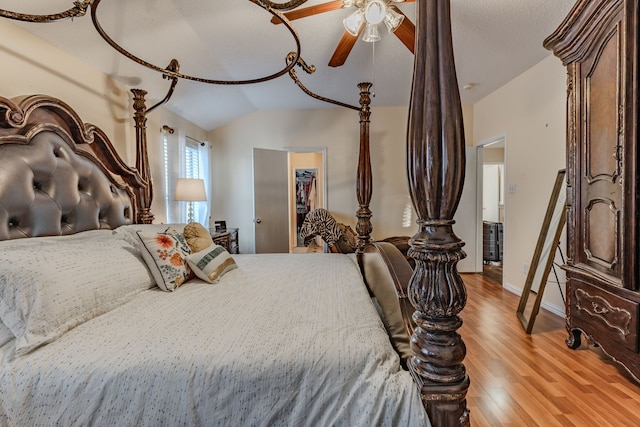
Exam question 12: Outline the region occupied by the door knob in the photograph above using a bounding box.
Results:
[255,218,262,224]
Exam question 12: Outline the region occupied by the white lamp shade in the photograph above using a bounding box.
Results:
[362,23,381,42]
[174,178,207,202]
[343,10,365,36]
[364,0,386,25]
[384,7,404,33]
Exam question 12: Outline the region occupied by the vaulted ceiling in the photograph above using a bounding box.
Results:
[1,0,576,130]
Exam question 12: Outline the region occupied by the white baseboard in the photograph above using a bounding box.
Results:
[502,281,565,319]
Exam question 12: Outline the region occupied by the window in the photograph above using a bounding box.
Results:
[184,139,203,224]
[163,132,210,225]
[185,140,200,179]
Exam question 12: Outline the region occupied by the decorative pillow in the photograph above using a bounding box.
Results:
[112,223,185,251]
[0,237,155,356]
[336,223,358,253]
[361,242,414,366]
[186,244,237,284]
[136,231,193,291]
[183,222,214,253]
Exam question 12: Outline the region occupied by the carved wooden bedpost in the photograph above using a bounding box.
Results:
[406,1,470,425]
[356,82,373,255]
[131,88,155,224]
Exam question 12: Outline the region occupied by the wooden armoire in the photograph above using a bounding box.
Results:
[544,0,640,382]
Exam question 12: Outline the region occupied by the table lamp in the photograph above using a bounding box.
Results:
[174,178,206,223]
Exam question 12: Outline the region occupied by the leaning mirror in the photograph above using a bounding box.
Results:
[516,169,566,334]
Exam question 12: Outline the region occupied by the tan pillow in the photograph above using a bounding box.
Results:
[361,242,415,367]
[336,223,357,253]
[183,222,214,253]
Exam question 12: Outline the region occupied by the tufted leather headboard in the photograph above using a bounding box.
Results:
[0,94,152,241]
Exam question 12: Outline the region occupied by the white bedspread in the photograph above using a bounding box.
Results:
[0,253,430,427]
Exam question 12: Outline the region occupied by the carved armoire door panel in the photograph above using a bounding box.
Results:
[574,5,632,287]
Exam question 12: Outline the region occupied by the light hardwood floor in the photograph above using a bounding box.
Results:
[461,273,640,427]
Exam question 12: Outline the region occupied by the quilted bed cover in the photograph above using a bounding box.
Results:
[0,250,429,426]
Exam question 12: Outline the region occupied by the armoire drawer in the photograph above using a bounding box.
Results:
[569,279,639,353]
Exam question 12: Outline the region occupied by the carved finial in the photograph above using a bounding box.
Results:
[131,89,148,122]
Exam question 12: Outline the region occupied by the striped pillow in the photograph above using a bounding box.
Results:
[186,244,237,283]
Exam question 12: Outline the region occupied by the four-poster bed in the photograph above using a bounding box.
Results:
[0,0,470,425]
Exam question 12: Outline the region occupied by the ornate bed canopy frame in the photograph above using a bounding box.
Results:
[0,1,469,424]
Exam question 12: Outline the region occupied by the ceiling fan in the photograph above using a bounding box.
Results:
[271,0,415,67]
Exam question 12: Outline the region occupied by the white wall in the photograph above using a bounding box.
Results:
[208,107,411,254]
[474,54,567,316]
[0,19,208,225]
[0,20,133,158]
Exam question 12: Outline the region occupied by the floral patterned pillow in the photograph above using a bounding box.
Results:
[136,231,192,291]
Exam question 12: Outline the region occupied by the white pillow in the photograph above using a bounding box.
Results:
[136,231,193,291]
[186,244,237,283]
[0,238,155,356]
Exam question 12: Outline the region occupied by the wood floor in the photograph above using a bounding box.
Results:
[461,273,640,427]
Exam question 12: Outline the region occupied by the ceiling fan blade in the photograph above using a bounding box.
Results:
[393,11,415,54]
[271,0,345,25]
[328,30,360,67]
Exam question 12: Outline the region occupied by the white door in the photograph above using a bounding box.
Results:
[253,148,289,253]
[453,146,481,273]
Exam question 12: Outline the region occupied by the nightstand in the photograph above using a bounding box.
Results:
[210,228,239,254]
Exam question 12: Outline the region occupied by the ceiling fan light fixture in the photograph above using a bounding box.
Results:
[364,0,387,25]
[362,22,381,43]
[383,7,404,33]
[343,10,365,36]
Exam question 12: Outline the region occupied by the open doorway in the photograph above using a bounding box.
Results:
[252,148,326,254]
[288,149,326,253]
[478,137,506,285]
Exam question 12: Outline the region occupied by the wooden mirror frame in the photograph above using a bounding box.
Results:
[516,169,567,334]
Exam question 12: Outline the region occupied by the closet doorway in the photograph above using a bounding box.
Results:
[288,150,326,253]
